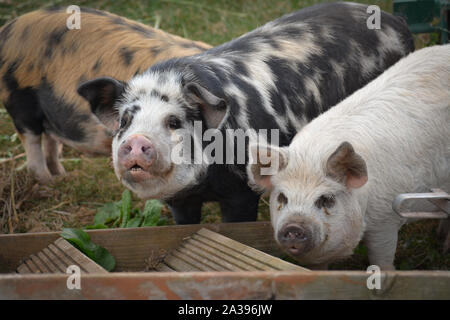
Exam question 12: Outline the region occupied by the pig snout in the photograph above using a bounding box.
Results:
[118,134,156,171]
[277,224,313,256]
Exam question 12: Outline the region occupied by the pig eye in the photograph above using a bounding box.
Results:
[120,112,131,129]
[315,194,336,209]
[167,115,182,130]
[277,192,288,206]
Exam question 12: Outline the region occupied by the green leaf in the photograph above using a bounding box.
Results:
[156,217,168,226]
[142,199,165,226]
[93,202,121,226]
[126,216,143,228]
[120,190,132,228]
[60,228,116,271]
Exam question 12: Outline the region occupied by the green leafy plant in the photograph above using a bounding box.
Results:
[86,190,168,229]
[60,228,116,271]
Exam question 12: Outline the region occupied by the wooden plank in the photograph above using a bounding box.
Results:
[164,255,201,271]
[171,250,215,271]
[54,238,107,274]
[47,244,79,272]
[37,252,59,273]
[0,222,283,273]
[157,228,307,272]
[30,254,51,273]
[16,264,30,274]
[191,234,272,270]
[197,228,307,271]
[186,238,254,270]
[17,239,107,274]
[154,263,176,272]
[42,248,66,272]
[180,242,233,270]
[0,271,449,299]
[177,246,227,271]
[25,256,42,273]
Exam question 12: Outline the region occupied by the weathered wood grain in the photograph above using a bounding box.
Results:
[0,271,448,299]
[16,238,107,274]
[157,228,307,272]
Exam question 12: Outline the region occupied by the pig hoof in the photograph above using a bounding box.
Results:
[29,167,53,184]
[369,272,397,299]
[48,161,66,176]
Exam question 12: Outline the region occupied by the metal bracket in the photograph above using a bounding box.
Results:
[392,188,450,219]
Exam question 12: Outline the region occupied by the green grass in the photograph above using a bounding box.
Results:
[0,0,448,270]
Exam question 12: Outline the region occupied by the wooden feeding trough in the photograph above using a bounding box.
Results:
[0,221,449,299]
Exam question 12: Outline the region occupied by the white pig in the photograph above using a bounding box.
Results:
[248,44,450,270]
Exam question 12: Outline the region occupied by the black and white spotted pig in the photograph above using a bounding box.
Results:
[78,2,414,224]
[0,7,211,183]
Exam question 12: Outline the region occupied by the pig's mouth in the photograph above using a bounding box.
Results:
[130,164,144,172]
[123,161,153,182]
[287,245,301,256]
[121,160,175,184]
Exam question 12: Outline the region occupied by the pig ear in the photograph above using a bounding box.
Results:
[77,77,125,129]
[247,143,289,190]
[183,81,227,128]
[326,142,368,189]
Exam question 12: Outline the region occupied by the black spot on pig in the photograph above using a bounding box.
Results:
[2,61,44,135]
[92,59,102,72]
[110,16,154,37]
[20,25,30,41]
[150,47,161,56]
[150,89,161,98]
[45,28,67,58]
[129,105,141,114]
[232,60,249,77]
[0,19,16,53]
[178,100,201,123]
[38,79,89,141]
[5,86,43,135]
[119,47,135,66]
[3,61,19,91]
[179,41,208,51]
[129,23,154,37]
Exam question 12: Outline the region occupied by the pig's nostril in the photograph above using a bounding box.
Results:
[119,143,133,156]
[280,225,308,244]
[142,145,151,153]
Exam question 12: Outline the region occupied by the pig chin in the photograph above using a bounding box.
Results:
[114,157,176,196]
[293,225,364,266]
[116,163,198,200]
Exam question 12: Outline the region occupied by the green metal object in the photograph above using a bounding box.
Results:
[394,0,450,43]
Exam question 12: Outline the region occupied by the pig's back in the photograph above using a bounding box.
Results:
[296,45,450,219]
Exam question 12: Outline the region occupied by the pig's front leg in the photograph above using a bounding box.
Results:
[20,132,53,183]
[219,190,260,222]
[43,133,66,176]
[363,223,401,270]
[167,196,203,225]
